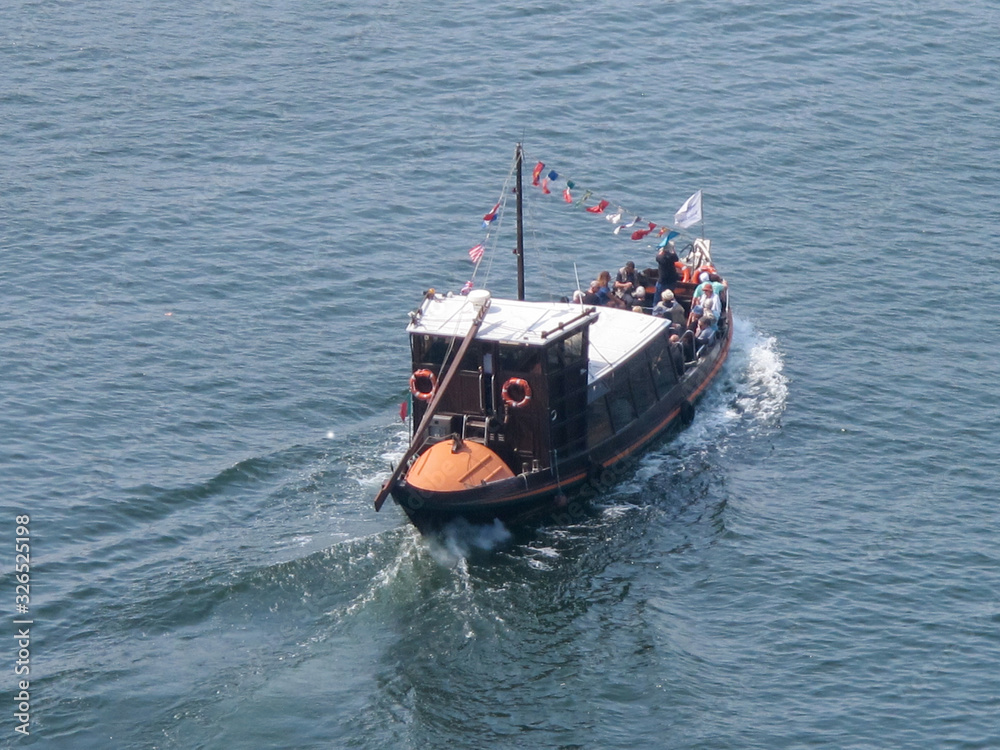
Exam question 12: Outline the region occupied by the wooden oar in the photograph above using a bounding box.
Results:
[374,295,492,512]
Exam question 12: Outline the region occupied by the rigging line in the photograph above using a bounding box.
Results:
[477,153,519,289]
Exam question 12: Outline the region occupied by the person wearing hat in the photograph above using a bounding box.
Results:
[629,284,651,310]
[694,282,721,319]
[652,289,686,328]
[692,273,728,309]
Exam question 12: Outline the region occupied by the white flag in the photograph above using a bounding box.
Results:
[673,190,703,229]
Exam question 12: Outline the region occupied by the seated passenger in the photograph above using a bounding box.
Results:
[614,261,638,296]
[710,273,729,311]
[686,304,703,332]
[629,285,650,309]
[597,270,626,309]
[701,312,718,340]
[694,282,722,319]
[695,316,716,352]
[693,275,727,304]
[582,280,601,306]
[652,290,686,327]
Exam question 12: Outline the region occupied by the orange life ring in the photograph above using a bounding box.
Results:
[409,369,437,401]
[501,377,532,409]
[693,265,716,282]
[675,262,691,283]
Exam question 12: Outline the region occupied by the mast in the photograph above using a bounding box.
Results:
[515,143,525,301]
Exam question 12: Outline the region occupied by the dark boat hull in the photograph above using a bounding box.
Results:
[389,308,733,530]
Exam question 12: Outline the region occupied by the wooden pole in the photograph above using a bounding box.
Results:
[515,143,525,301]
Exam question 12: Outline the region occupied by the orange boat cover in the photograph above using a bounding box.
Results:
[405,440,515,492]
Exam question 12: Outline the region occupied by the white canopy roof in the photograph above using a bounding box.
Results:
[407,295,669,381]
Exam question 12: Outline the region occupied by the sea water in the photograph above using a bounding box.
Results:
[2,1,999,747]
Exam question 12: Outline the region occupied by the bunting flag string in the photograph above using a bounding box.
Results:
[460,152,702,287]
[518,153,703,244]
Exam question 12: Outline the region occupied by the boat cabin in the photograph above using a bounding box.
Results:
[406,295,687,477]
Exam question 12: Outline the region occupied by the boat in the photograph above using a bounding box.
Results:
[374,145,732,530]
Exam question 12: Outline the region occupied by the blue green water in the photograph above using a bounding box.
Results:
[3,1,999,747]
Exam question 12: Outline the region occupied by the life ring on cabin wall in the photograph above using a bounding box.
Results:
[674,262,691,283]
[501,377,532,409]
[409,369,437,401]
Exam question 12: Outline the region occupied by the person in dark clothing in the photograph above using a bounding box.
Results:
[655,240,679,300]
[582,280,602,306]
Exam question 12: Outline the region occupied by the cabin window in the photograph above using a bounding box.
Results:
[546,340,564,369]
[587,382,613,446]
[498,345,540,374]
[564,331,584,361]
[459,343,484,371]
[629,354,657,415]
[607,369,637,432]
[483,352,494,375]
[648,332,679,397]
[416,335,451,368]
[546,332,589,456]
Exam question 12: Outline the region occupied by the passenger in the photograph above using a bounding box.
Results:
[686,304,703,332]
[695,315,716,351]
[597,270,626,309]
[652,290,686,327]
[655,240,679,300]
[693,275,727,305]
[596,270,613,303]
[694,282,721,319]
[630,285,650,309]
[571,290,585,304]
[710,273,729,311]
[582,280,601,306]
[614,261,638,297]
[632,305,645,313]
